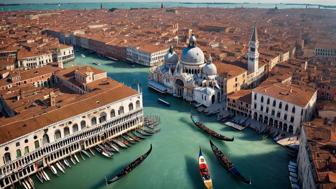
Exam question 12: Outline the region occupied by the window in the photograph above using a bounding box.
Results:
[273,100,276,107]
[254,103,257,109]
[118,106,124,115]
[290,116,294,123]
[261,96,264,103]
[73,124,79,132]
[16,149,22,158]
[110,109,115,118]
[23,146,29,155]
[34,141,40,149]
[128,103,134,111]
[284,114,287,120]
[254,94,257,100]
[272,110,275,116]
[16,142,20,147]
[260,105,264,111]
[136,100,141,109]
[285,104,288,111]
[267,98,270,105]
[64,127,70,136]
[277,112,281,118]
[54,130,61,140]
[279,102,282,109]
[91,117,97,126]
[292,107,296,113]
[266,107,269,113]
[99,112,107,123]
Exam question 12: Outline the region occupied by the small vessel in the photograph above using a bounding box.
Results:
[82,150,91,158]
[157,98,170,106]
[27,177,34,189]
[70,156,77,165]
[142,128,155,135]
[198,148,213,189]
[63,159,71,168]
[49,165,58,176]
[74,154,80,163]
[95,146,113,158]
[122,135,136,144]
[106,144,152,184]
[112,139,128,149]
[126,133,141,142]
[56,162,65,174]
[89,148,96,156]
[107,141,120,152]
[210,140,251,184]
[191,115,234,141]
[136,129,152,136]
[92,62,101,65]
[42,170,50,181]
[119,137,132,147]
[36,172,44,183]
[81,54,86,58]
[132,131,146,139]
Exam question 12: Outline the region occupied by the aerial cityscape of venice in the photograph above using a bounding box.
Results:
[0,0,335,189]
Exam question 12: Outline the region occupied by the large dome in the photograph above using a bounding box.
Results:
[181,46,205,65]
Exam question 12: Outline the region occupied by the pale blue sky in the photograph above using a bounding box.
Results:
[1,0,336,5]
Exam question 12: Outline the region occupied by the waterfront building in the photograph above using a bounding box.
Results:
[0,66,144,188]
[16,49,53,69]
[227,90,252,117]
[297,119,336,189]
[251,83,317,134]
[52,44,75,63]
[149,34,222,107]
[126,44,169,67]
[216,63,247,94]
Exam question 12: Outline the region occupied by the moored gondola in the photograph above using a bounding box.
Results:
[209,140,251,184]
[106,144,153,184]
[191,115,234,141]
[199,148,213,189]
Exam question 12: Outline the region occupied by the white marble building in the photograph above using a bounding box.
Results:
[149,34,222,107]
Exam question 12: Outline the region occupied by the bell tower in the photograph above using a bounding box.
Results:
[248,26,259,73]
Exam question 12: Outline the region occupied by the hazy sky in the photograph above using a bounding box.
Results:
[1,0,336,5]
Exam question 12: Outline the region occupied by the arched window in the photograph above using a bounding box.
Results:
[42,134,50,145]
[24,146,29,155]
[272,100,276,107]
[211,95,215,104]
[3,152,11,163]
[91,117,97,126]
[136,100,140,109]
[279,102,282,109]
[289,125,294,133]
[54,130,61,140]
[261,96,264,103]
[118,106,124,115]
[99,112,107,123]
[34,141,40,149]
[292,106,296,113]
[110,109,115,118]
[128,103,134,111]
[267,98,270,104]
[81,121,86,129]
[64,127,70,136]
[16,149,22,158]
[73,124,79,132]
[285,104,288,111]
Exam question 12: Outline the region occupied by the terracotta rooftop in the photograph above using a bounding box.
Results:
[228,89,252,104]
[253,83,316,107]
[215,62,247,78]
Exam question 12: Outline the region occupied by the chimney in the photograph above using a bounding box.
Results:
[49,92,56,107]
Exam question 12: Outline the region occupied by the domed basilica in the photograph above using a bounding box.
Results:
[148,34,222,107]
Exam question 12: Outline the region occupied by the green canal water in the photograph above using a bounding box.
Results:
[35,50,291,189]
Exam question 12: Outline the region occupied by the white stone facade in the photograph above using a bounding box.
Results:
[126,46,168,67]
[17,53,53,69]
[0,93,144,188]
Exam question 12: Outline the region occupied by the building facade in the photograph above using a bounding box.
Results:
[0,66,144,189]
[251,83,317,134]
[126,45,169,67]
[148,35,222,107]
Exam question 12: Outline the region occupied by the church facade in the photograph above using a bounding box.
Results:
[148,34,222,107]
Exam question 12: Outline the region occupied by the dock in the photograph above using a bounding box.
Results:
[148,80,167,94]
[224,121,246,131]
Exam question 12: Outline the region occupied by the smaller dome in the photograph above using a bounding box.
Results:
[202,55,217,76]
[164,46,178,65]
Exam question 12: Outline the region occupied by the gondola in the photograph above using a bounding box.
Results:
[198,148,213,189]
[209,140,251,184]
[191,115,234,141]
[106,144,153,184]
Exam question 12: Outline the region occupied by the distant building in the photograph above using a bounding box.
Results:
[126,44,168,67]
[297,118,336,189]
[227,90,252,117]
[52,44,75,63]
[149,34,223,108]
[251,83,317,134]
[16,49,53,69]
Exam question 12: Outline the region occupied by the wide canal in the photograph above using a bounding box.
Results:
[36,50,291,189]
